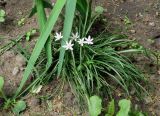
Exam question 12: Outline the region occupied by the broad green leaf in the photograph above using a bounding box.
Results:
[0,17,5,22]
[0,76,4,91]
[0,9,5,17]
[57,0,77,76]
[89,95,102,116]
[12,100,26,115]
[116,99,131,116]
[105,99,115,116]
[14,0,66,98]
[95,6,104,14]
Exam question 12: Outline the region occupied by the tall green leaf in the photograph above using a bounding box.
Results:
[36,0,52,68]
[57,0,77,77]
[14,0,66,98]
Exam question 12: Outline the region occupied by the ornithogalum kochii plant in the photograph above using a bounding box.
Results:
[8,0,147,111]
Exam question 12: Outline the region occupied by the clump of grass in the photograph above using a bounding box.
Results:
[56,0,147,103]
[60,33,147,102]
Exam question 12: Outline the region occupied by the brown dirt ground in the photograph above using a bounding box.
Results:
[1,0,160,115]
[97,0,160,115]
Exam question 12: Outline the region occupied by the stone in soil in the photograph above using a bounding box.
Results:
[15,54,26,67]
[130,29,136,34]
[149,22,156,27]
[26,97,40,107]
[0,50,28,96]
[144,96,153,104]
[12,67,19,76]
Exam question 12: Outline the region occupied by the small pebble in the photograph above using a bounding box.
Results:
[12,67,19,76]
[27,98,40,107]
[139,12,143,17]
[130,29,136,34]
[156,12,159,16]
[149,22,156,27]
[144,96,152,104]
[18,11,23,15]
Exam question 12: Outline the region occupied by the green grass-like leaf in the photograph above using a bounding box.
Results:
[14,0,66,98]
[62,34,146,104]
[36,0,52,68]
[57,0,77,77]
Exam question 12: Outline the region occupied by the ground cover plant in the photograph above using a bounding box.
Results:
[0,0,148,114]
[88,95,147,116]
[0,9,5,23]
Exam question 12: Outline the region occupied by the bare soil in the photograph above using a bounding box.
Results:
[98,0,160,115]
[1,0,160,115]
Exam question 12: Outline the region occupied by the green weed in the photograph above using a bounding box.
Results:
[17,18,25,26]
[0,9,5,22]
[88,95,147,116]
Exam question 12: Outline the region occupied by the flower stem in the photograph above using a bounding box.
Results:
[71,51,76,67]
[80,47,82,65]
[1,91,7,101]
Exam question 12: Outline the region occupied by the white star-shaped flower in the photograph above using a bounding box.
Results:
[54,32,63,41]
[62,40,74,50]
[85,35,93,44]
[78,38,85,46]
[71,32,79,41]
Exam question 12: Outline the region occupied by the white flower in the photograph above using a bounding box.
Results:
[62,40,74,50]
[71,32,79,41]
[52,3,55,6]
[85,35,93,44]
[32,85,42,94]
[78,38,85,46]
[54,32,63,41]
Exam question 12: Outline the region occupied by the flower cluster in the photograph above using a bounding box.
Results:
[54,32,93,50]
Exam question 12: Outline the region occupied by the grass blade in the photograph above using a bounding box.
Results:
[14,0,66,98]
[57,0,77,77]
[36,0,52,68]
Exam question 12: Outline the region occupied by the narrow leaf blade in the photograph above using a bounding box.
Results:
[57,0,77,77]
[14,0,66,98]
